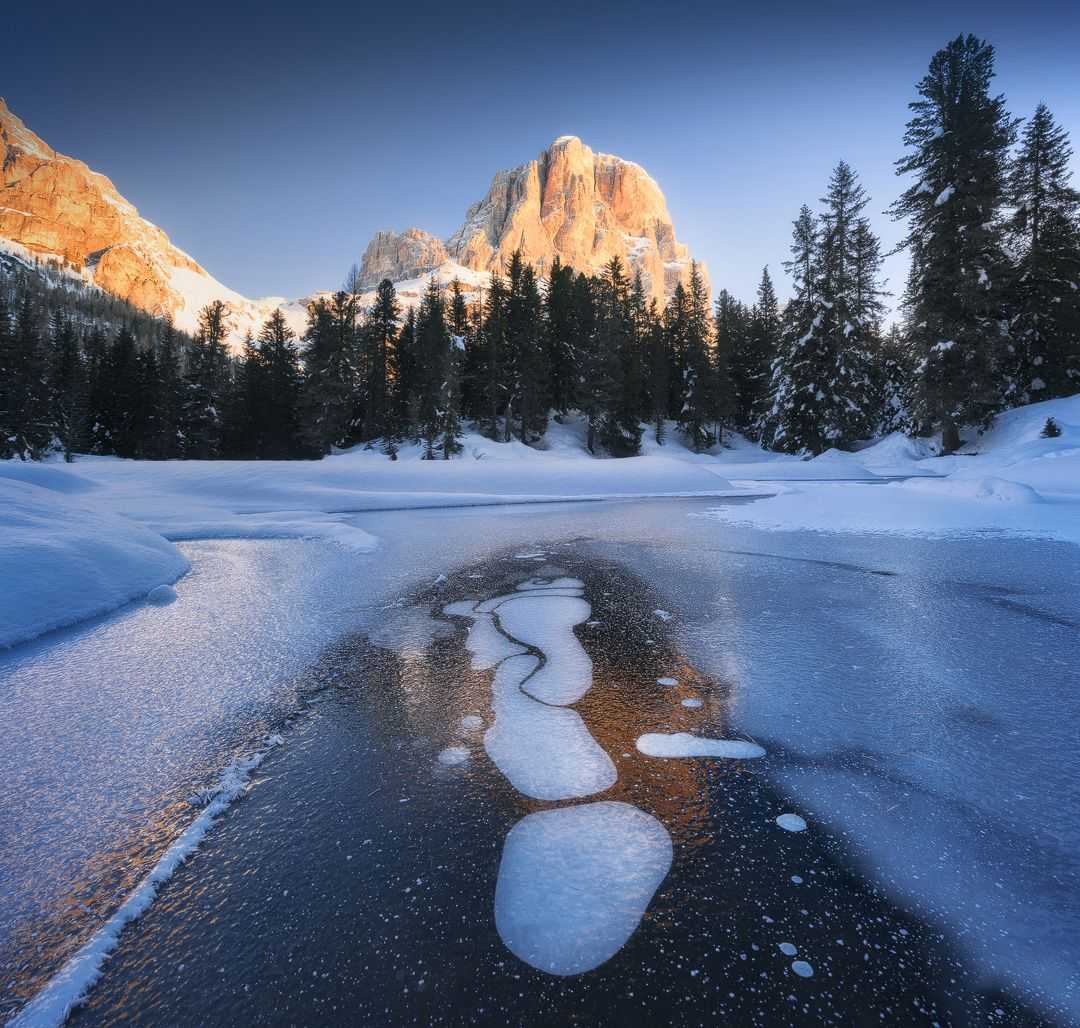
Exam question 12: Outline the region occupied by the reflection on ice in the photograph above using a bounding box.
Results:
[495,802,672,976]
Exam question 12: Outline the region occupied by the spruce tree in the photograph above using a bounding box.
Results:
[595,257,642,456]
[180,300,231,458]
[153,322,184,459]
[677,262,718,452]
[361,279,400,442]
[48,311,86,461]
[256,309,302,458]
[543,256,578,417]
[480,272,508,440]
[733,267,781,437]
[890,34,1017,453]
[298,292,359,456]
[1005,103,1080,401]
[504,252,548,443]
[2,290,52,459]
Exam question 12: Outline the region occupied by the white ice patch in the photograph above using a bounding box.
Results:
[791,960,814,978]
[437,746,469,766]
[653,609,674,621]
[494,801,672,975]
[680,698,703,708]
[776,813,808,832]
[779,942,798,956]
[459,715,483,732]
[443,602,527,669]
[10,735,283,1028]
[491,595,592,705]
[656,677,678,686]
[484,655,616,800]
[636,732,766,760]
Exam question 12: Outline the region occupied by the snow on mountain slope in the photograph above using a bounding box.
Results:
[0,97,308,350]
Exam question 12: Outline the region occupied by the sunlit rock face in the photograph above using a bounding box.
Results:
[359,135,706,306]
[448,135,704,304]
[0,97,200,318]
[357,228,450,289]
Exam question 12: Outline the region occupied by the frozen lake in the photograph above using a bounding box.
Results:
[3,498,1078,1024]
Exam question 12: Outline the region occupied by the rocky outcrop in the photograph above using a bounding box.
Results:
[358,228,449,289]
[0,97,206,318]
[437,136,702,304]
[0,97,305,346]
[356,137,704,306]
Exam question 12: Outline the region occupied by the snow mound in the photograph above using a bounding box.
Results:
[145,584,178,606]
[897,475,1044,504]
[0,478,188,649]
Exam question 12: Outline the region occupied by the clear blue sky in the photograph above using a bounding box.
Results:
[7,0,1079,314]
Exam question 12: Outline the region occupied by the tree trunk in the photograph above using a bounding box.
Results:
[940,415,961,455]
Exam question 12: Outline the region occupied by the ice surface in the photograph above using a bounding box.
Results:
[9,735,283,1028]
[437,747,469,766]
[779,942,798,956]
[443,603,527,669]
[636,732,766,760]
[656,676,678,686]
[776,814,808,832]
[791,960,814,978]
[516,577,585,591]
[459,715,483,732]
[494,802,672,975]
[680,698,703,708]
[484,656,616,800]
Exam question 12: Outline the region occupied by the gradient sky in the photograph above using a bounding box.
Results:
[7,0,1079,314]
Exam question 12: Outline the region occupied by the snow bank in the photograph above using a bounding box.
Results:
[897,475,1044,504]
[0,476,188,649]
[696,395,1080,543]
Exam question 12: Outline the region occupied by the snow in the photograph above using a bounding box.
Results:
[776,814,808,832]
[494,802,672,975]
[636,732,766,760]
[695,395,1080,542]
[437,746,469,766]
[0,474,188,649]
[680,698,703,708]
[145,584,177,606]
[9,734,283,1028]
[934,185,955,206]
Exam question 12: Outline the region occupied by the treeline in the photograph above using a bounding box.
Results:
[2,33,1078,464]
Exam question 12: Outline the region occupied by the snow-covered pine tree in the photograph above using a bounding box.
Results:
[152,321,184,459]
[414,279,463,458]
[645,297,672,444]
[890,34,1017,453]
[1005,103,1080,402]
[713,289,746,443]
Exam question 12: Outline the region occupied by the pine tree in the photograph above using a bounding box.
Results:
[152,322,184,459]
[733,267,780,437]
[713,290,746,443]
[480,272,508,440]
[677,262,717,452]
[180,300,231,458]
[361,279,400,442]
[595,256,642,456]
[644,298,671,444]
[83,326,112,454]
[543,256,578,417]
[256,309,302,458]
[1,290,52,459]
[48,311,86,461]
[298,292,359,455]
[504,251,548,443]
[414,280,462,458]
[890,34,1017,453]
[1005,103,1080,401]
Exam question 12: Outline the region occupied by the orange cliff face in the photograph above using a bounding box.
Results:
[359,136,708,306]
[0,97,204,320]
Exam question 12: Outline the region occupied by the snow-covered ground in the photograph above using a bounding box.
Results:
[3,397,1078,651]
